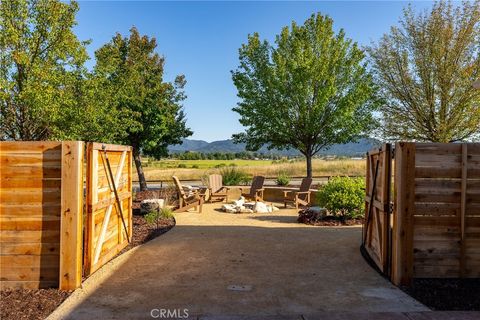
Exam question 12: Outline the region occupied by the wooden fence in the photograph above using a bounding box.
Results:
[84,143,132,275]
[0,141,132,290]
[364,142,480,286]
[363,144,392,276]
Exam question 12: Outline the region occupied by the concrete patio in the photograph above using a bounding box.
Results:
[49,203,429,319]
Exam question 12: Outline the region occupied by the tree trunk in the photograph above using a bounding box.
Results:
[306,153,313,178]
[133,147,148,191]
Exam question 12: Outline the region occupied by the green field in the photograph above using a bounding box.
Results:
[141,158,365,181]
[143,159,274,169]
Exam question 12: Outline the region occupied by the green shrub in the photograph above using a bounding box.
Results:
[220,166,250,186]
[276,172,290,186]
[177,163,187,168]
[192,164,199,169]
[317,177,365,219]
[215,163,227,168]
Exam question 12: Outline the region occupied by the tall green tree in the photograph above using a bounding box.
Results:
[0,0,89,140]
[368,0,480,142]
[95,28,192,190]
[232,13,378,177]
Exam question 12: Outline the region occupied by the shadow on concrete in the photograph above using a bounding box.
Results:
[54,223,431,320]
[247,215,298,224]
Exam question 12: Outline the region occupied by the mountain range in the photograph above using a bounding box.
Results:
[169,138,381,157]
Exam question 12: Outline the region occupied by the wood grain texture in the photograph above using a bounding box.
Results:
[59,141,84,290]
[84,143,132,277]
[0,141,62,289]
[391,143,480,281]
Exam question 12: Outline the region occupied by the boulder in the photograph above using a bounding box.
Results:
[232,196,245,206]
[254,202,269,213]
[140,199,165,215]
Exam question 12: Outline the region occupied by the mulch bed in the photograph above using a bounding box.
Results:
[1,193,175,320]
[0,289,71,320]
[118,215,175,254]
[297,208,363,226]
[401,279,480,311]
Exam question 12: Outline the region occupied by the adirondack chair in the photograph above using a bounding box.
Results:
[208,174,230,203]
[240,176,265,203]
[172,176,205,213]
[283,177,313,209]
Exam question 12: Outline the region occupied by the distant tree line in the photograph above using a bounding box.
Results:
[169,151,294,160]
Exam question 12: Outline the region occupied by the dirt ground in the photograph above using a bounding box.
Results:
[402,279,480,311]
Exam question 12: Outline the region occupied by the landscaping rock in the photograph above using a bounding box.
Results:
[140,199,165,215]
[222,200,278,214]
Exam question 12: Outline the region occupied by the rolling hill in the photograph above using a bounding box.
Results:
[169,138,381,157]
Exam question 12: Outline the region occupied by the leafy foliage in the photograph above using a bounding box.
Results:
[317,177,365,219]
[276,171,290,186]
[220,166,251,186]
[0,0,91,140]
[94,28,192,190]
[231,13,379,177]
[368,0,480,142]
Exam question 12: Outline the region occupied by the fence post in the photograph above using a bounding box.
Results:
[460,143,468,277]
[392,142,415,286]
[59,141,84,290]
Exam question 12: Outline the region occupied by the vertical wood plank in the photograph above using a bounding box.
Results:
[382,144,392,275]
[59,141,84,290]
[128,147,133,238]
[84,142,94,275]
[364,151,371,242]
[460,143,467,277]
[392,142,415,286]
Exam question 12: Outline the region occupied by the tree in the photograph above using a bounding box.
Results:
[0,0,89,140]
[95,28,192,190]
[231,13,378,177]
[368,0,480,142]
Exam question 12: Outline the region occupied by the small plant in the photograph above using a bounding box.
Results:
[276,171,290,186]
[192,164,199,169]
[220,166,250,186]
[215,163,227,168]
[160,207,174,219]
[144,207,174,229]
[144,211,159,225]
[177,163,187,168]
[317,176,365,219]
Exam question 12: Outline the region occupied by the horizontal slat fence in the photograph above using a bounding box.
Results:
[0,141,84,289]
[1,141,131,290]
[392,142,480,285]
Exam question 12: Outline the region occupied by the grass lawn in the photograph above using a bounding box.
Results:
[143,159,274,169]
[141,158,365,181]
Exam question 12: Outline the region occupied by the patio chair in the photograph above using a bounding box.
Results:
[172,176,205,213]
[240,176,265,204]
[283,177,312,209]
[208,174,230,203]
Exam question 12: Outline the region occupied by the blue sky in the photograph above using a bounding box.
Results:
[74,1,435,142]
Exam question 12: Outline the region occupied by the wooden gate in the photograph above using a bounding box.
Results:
[363,143,393,275]
[84,143,133,275]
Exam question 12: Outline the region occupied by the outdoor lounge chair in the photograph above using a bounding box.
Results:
[283,177,312,209]
[172,176,205,213]
[240,176,265,203]
[208,174,230,203]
